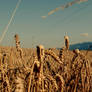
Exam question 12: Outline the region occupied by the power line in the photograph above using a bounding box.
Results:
[52,0,92,26]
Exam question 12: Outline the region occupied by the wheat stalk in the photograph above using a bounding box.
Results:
[55,74,65,92]
[71,49,91,92]
[59,47,65,62]
[0,54,11,92]
[28,45,45,92]
[64,35,69,50]
[14,34,23,59]
[45,49,63,65]
[14,76,25,92]
[45,74,58,91]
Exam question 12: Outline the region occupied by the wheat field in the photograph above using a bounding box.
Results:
[0,35,92,92]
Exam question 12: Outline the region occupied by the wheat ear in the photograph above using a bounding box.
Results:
[45,49,63,65]
[64,35,69,50]
[56,74,65,92]
[14,34,23,59]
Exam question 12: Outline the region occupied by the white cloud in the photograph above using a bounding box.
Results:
[48,8,59,16]
[41,16,47,19]
[46,0,88,17]
[80,33,89,37]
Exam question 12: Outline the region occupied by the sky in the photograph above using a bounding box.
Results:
[0,0,92,48]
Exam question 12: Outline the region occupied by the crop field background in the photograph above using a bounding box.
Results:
[0,34,92,92]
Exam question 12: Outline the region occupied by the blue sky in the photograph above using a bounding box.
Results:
[0,0,92,48]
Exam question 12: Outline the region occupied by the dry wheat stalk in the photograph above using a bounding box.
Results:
[59,47,65,62]
[0,54,11,92]
[14,76,25,92]
[36,45,45,62]
[45,74,58,91]
[73,49,80,55]
[45,49,63,65]
[27,58,36,92]
[14,34,23,59]
[55,74,65,92]
[70,49,91,92]
[64,35,69,50]
[78,52,91,92]
[8,49,14,69]
[28,45,45,92]
[71,49,80,68]
[0,53,2,68]
[14,34,28,69]
[36,45,45,91]
[27,55,37,92]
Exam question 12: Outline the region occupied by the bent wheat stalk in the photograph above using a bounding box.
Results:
[45,49,63,65]
[56,74,65,92]
[45,74,58,91]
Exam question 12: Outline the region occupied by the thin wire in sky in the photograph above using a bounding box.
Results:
[64,0,92,23]
[52,0,92,27]
[0,0,22,44]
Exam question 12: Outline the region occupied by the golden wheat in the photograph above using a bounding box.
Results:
[14,34,23,59]
[64,35,69,50]
[0,34,92,92]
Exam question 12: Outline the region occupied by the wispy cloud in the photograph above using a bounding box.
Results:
[78,0,88,4]
[80,33,89,37]
[41,16,47,19]
[42,0,88,19]
[48,8,59,16]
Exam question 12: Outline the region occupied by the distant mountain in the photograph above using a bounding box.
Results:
[70,42,92,50]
